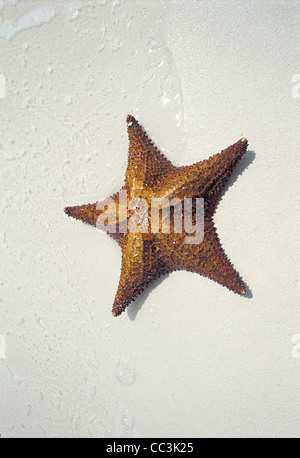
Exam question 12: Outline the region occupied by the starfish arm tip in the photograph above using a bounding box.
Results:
[64,205,79,219]
[126,114,136,127]
[234,283,246,295]
[240,137,248,148]
[112,305,124,317]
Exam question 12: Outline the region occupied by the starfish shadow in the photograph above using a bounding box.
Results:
[243,284,253,298]
[127,150,256,319]
[127,274,170,321]
[222,149,255,194]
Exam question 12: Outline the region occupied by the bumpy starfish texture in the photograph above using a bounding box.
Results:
[65,115,248,316]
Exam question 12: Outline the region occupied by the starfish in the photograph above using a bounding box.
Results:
[64,115,248,317]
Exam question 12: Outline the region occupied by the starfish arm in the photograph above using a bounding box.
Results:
[200,220,246,294]
[125,115,175,194]
[199,138,248,217]
[64,202,101,227]
[112,232,167,316]
[64,188,127,245]
[112,232,144,317]
[158,220,246,295]
[163,138,248,205]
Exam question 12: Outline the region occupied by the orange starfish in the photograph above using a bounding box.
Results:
[64,115,248,316]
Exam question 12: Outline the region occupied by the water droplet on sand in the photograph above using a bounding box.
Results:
[63,5,80,22]
[115,358,136,385]
[119,409,134,438]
